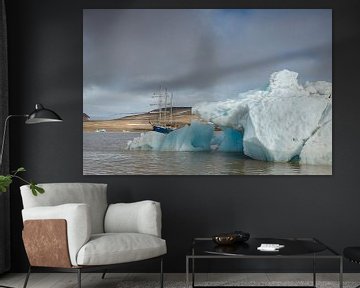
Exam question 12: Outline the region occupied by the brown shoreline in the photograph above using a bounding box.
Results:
[83,113,200,133]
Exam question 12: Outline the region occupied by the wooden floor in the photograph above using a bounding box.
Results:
[0,273,359,288]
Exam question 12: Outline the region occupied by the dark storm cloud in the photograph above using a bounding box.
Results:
[134,44,331,92]
[83,9,332,119]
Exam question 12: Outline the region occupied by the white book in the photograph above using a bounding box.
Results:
[257,243,285,251]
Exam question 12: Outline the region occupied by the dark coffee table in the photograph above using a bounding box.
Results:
[186,237,342,288]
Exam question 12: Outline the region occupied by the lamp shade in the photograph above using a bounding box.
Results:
[25,104,63,124]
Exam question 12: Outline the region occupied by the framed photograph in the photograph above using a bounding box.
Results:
[83,9,332,175]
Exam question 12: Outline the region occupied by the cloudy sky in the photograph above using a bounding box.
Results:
[83,9,331,119]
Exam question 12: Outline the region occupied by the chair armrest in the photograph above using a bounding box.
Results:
[23,219,72,268]
[22,203,91,266]
[104,200,162,237]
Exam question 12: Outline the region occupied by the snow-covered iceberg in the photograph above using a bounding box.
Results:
[193,69,332,164]
[127,69,332,165]
[299,102,332,165]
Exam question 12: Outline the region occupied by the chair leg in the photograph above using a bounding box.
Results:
[23,266,31,288]
[160,257,164,288]
[77,268,81,288]
[101,270,107,279]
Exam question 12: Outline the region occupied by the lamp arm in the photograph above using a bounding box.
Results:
[0,114,28,169]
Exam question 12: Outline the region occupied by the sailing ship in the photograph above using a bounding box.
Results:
[149,87,176,134]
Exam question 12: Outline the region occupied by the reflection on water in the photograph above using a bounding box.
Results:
[83,132,332,175]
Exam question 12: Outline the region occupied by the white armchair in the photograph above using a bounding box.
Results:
[20,183,166,288]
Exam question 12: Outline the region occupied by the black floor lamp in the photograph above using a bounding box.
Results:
[0,103,63,167]
[0,103,62,288]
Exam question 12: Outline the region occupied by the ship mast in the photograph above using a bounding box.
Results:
[164,88,168,126]
[151,86,163,125]
[170,92,173,125]
[151,86,173,127]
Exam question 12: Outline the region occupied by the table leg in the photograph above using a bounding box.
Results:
[313,254,316,287]
[339,257,343,288]
[186,257,189,288]
[192,257,195,288]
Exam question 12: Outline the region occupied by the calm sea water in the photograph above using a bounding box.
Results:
[83,132,332,175]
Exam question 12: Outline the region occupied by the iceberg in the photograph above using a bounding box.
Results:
[127,69,332,166]
[300,121,332,165]
[127,131,166,150]
[161,121,213,151]
[128,121,214,151]
[299,102,332,165]
[218,128,243,152]
[193,69,332,164]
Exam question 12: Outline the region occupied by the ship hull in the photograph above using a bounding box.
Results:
[152,125,174,134]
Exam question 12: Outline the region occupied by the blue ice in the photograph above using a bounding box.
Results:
[218,128,243,152]
[127,121,244,153]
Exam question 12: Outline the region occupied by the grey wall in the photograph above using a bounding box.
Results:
[5,0,360,273]
[0,0,10,274]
